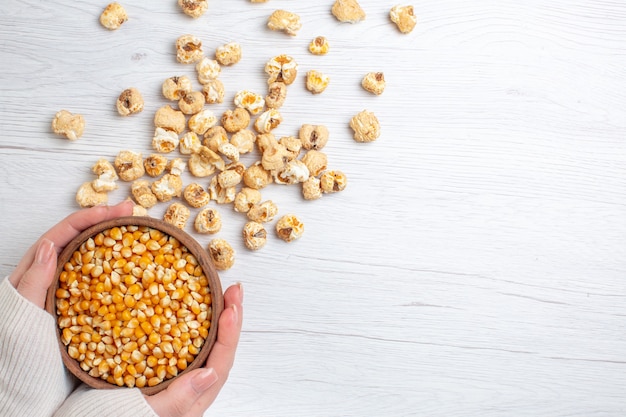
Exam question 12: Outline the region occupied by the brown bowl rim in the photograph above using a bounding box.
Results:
[45,216,223,395]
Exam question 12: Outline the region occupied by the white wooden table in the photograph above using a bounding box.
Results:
[1,1,625,416]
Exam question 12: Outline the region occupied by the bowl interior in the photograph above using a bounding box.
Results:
[45,216,223,395]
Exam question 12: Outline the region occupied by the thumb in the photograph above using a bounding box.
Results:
[145,368,219,417]
[16,238,57,309]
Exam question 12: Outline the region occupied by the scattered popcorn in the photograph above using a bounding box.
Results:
[247,200,278,223]
[302,176,322,200]
[267,10,302,36]
[196,58,221,84]
[207,239,235,270]
[350,110,381,142]
[301,150,328,177]
[116,88,144,116]
[265,55,298,85]
[275,214,304,242]
[274,160,310,185]
[243,162,273,189]
[215,42,242,66]
[154,105,186,134]
[361,72,386,95]
[331,0,366,23]
[183,183,211,208]
[178,0,208,18]
[320,170,348,193]
[299,124,329,150]
[162,76,193,101]
[131,179,158,208]
[188,109,218,135]
[305,70,330,94]
[52,110,84,141]
[152,173,183,202]
[152,128,180,154]
[176,34,203,64]
[242,221,267,251]
[234,90,265,115]
[308,36,330,55]
[91,159,118,192]
[233,187,262,213]
[178,91,206,115]
[167,157,186,176]
[163,202,190,229]
[76,182,108,208]
[100,3,128,30]
[390,5,417,34]
[222,107,251,133]
[188,146,224,177]
[114,150,145,181]
[201,79,225,104]
[254,109,283,134]
[230,129,256,154]
[194,208,222,234]
[265,81,287,109]
[179,132,202,155]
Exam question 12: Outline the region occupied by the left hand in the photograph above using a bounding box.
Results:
[8,201,134,308]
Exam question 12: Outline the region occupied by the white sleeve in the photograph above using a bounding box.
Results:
[53,384,158,417]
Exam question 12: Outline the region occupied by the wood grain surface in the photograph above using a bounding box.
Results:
[1,1,625,416]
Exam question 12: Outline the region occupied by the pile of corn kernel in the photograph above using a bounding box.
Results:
[56,225,212,388]
[52,1,417,272]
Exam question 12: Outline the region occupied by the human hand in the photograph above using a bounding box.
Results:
[145,282,243,417]
[7,201,134,308]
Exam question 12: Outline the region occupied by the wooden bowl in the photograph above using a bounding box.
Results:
[45,216,223,395]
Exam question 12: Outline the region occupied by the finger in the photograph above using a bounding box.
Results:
[145,368,219,417]
[184,283,244,414]
[14,238,57,308]
[9,201,134,288]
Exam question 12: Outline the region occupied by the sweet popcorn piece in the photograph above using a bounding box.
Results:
[188,146,225,177]
[91,159,118,192]
[243,162,273,189]
[152,173,183,202]
[183,183,210,208]
[361,72,386,95]
[301,150,328,177]
[217,169,243,189]
[131,179,158,209]
[247,200,278,223]
[218,142,240,162]
[163,202,190,230]
[203,126,229,153]
[254,109,283,134]
[180,132,202,155]
[151,128,179,154]
[265,55,298,85]
[52,110,85,141]
[114,150,145,181]
[215,42,242,66]
[274,160,310,185]
[221,107,250,133]
[279,136,302,161]
[261,142,288,172]
[188,109,217,135]
[306,70,330,94]
[308,36,329,55]
[242,222,267,251]
[207,239,235,270]
[194,208,222,234]
[275,214,304,242]
[116,88,144,116]
[320,170,347,193]
[233,90,265,115]
[230,129,256,154]
[162,76,193,101]
[201,79,225,104]
[178,0,208,18]
[143,154,168,178]
[196,58,221,84]
[176,34,204,64]
[350,110,381,142]
[100,3,128,30]
[331,0,366,23]
[178,91,206,115]
[233,187,262,213]
[390,5,417,34]
[302,176,322,200]
[208,176,236,204]
[267,10,302,36]
[168,157,186,176]
[265,81,287,109]
[76,182,108,208]
[154,105,186,134]
[299,124,329,150]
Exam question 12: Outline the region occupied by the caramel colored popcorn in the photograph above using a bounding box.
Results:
[217,142,240,162]
[274,160,310,185]
[302,176,322,200]
[264,55,298,85]
[267,10,302,36]
[168,157,186,176]
[180,132,202,155]
[320,170,347,193]
[144,153,168,177]
[194,208,222,234]
[154,105,186,134]
[254,109,283,134]
[308,36,330,55]
[114,150,145,181]
[178,0,208,18]
[152,127,180,153]
[131,179,158,209]
[301,150,328,177]
[132,204,148,216]
[91,159,118,192]
[208,176,236,204]
[230,129,256,154]
[176,34,204,64]
[100,3,128,30]
[233,90,265,116]
[76,182,108,208]
[233,187,262,213]
[116,88,144,116]
[243,162,273,190]
[189,109,218,135]
[350,110,381,142]
[183,183,211,208]
[221,108,250,133]
[299,124,329,150]
[279,136,302,161]
[242,222,267,251]
[361,72,386,95]
[265,81,287,109]
[203,126,228,153]
[188,146,224,177]
[163,202,190,229]
[275,214,304,242]
[305,70,330,94]
[201,79,225,104]
[196,58,221,84]
[332,0,366,23]
[152,173,183,202]
[215,42,242,66]
[208,239,235,271]
[217,169,243,189]
[52,110,84,141]
[247,200,278,223]
[390,5,417,34]
[162,76,193,101]
[261,142,288,171]
[178,91,206,115]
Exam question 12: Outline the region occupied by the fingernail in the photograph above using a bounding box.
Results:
[237,282,244,303]
[35,239,55,265]
[191,368,218,393]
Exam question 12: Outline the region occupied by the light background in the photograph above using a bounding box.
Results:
[1,1,625,416]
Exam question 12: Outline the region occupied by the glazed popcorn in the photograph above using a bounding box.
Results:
[299,124,329,150]
[207,239,235,271]
[196,58,221,84]
[331,0,366,23]
[207,176,236,205]
[267,10,302,36]
[152,174,183,202]
[91,159,119,192]
[221,107,251,133]
[188,146,224,177]
[179,132,202,155]
[194,208,222,234]
[176,34,204,64]
[201,79,225,104]
[178,0,208,18]
[114,150,145,181]
[100,3,128,30]
[178,91,206,115]
[308,36,329,55]
[183,183,211,208]
[233,90,265,115]
[131,179,158,209]
[349,110,381,142]
[188,109,218,136]
[305,70,330,94]
[215,42,242,66]
[116,88,144,116]
[254,109,283,134]
[52,110,85,141]
[390,5,417,34]
[247,200,278,223]
[76,182,108,208]
[320,170,348,193]
[163,202,190,229]
[242,221,267,251]
[230,129,256,154]
[233,187,262,213]
[152,128,180,153]
[301,150,328,177]
[144,154,168,177]
[162,76,193,101]
[265,81,287,109]
[154,105,186,134]
[264,55,298,85]
[275,214,304,242]
[274,160,310,185]
[302,176,322,200]
[361,72,386,95]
